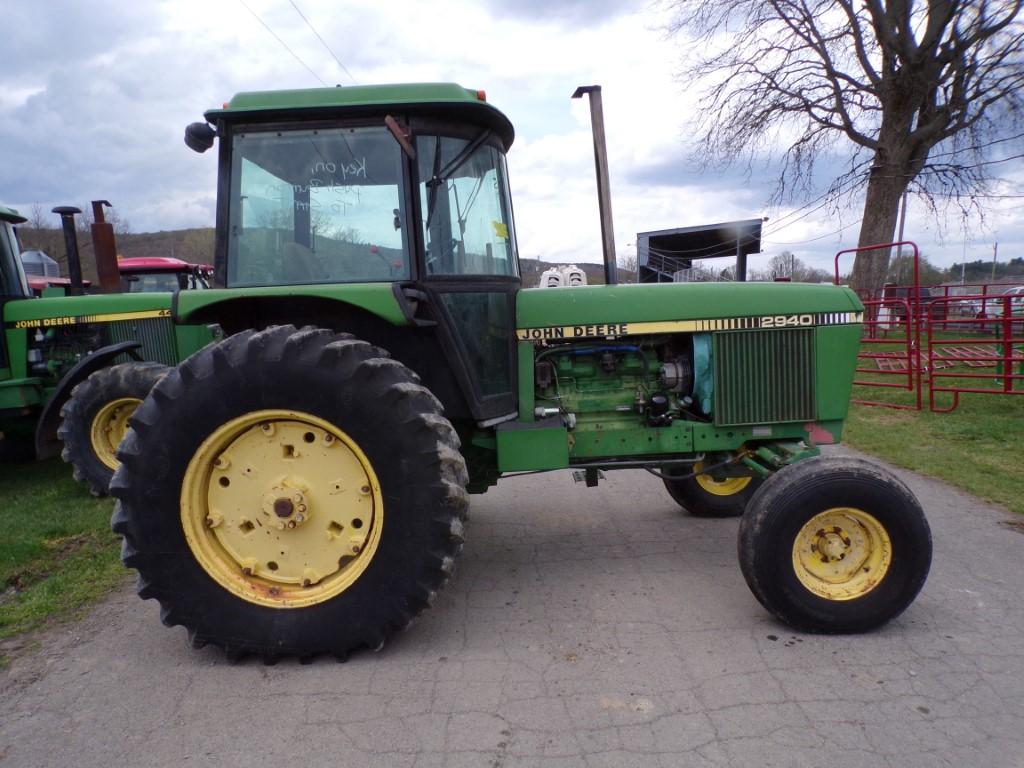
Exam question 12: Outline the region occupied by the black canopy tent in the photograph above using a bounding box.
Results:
[636,219,764,283]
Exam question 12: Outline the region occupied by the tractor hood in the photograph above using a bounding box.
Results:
[516,282,863,339]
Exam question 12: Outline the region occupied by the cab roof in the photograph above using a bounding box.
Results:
[204,83,515,150]
[119,256,212,272]
[0,204,27,225]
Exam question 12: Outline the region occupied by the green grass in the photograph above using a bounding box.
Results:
[0,459,127,644]
[845,337,1024,515]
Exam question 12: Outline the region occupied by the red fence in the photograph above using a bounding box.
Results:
[853,297,920,410]
[834,242,1024,413]
[925,295,1024,412]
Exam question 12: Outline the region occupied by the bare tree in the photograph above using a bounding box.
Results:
[27,204,52,231]
[767,251,833,282]
[618,251,639,282]
[75,203,132,237]
[665,0,1024,294]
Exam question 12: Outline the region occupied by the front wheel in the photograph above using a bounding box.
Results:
[111,326,469,661]
[738,456,931,633]
[58,362,169,496]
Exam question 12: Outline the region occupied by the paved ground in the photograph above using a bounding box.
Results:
[2,447,1023,768]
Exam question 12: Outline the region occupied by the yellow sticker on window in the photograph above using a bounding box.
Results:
[492,220,508,239]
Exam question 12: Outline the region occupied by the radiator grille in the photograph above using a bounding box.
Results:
[106,317,178,365]
[713,328,816,426]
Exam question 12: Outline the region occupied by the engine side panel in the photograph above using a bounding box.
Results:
[498,283,863,473]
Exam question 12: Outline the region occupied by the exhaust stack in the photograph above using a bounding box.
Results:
[90,200,121,293]
[52,206,84,296]
[572,85,617,286]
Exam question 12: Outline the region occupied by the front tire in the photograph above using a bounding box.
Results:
[111,326,469,661]
[58,362,169,496]
[738,456,931,633]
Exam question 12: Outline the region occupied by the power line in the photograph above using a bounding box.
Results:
[287,0,359,85]
[762,173,866,235]
[762,218,862,246]
[238,0,328,86]
[926,130,1024,161]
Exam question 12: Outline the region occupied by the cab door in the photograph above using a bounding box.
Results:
[414,131,520,423]
[0,220,33,380]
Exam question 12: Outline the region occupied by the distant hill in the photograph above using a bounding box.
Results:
[16,226,216,283]
[17,225,637,285]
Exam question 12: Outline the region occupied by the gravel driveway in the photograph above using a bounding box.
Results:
[2,447,1022,768]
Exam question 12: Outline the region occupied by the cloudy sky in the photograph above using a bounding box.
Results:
[3,0,1023,277]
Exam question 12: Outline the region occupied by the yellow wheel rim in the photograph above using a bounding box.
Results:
[90,397,142,470]
[792,507,892,601]
[180,410,383,609]
[694,461,752,496]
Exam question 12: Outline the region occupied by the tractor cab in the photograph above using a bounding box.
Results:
[0,206,32,301]
[186,84,522,421]
[0,206,32,381]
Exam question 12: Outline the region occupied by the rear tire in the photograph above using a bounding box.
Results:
[111,326,468,661]
[59,362,169,496]
[664,461,763,518]
[738,456,931,633]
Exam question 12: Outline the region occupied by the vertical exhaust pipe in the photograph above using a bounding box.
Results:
[90,200,122,293]
[572,85,617,285]
[52,206,84,296]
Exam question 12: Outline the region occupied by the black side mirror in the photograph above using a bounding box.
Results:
[185,122,216,153]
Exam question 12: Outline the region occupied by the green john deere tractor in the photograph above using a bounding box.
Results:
[0,204,214,494]
[111,83,932,661]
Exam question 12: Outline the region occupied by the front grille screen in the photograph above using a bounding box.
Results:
[107,317,177,366]
[713,328,816,426]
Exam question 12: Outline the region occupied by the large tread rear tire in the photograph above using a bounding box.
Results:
[111,326,468,662]
[58,362,169,496]
[738,456,931,633]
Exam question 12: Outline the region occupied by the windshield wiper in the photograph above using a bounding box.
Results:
[425,130,493,230]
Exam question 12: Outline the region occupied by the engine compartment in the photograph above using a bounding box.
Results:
[532,333,713,430]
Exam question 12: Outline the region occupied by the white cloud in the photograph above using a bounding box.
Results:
[1,0,1022,273]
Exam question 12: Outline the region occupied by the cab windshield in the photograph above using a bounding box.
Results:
[227,125,410,287]
[122,271,208,292]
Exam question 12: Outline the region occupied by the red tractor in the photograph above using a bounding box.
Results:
[118,257,212,293]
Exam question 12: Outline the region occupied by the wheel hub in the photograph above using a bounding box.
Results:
[792,507,892,601]
[694,461,752,497]
[182,411,383,608]
[90,397,142,470]
[261,484,310,527]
